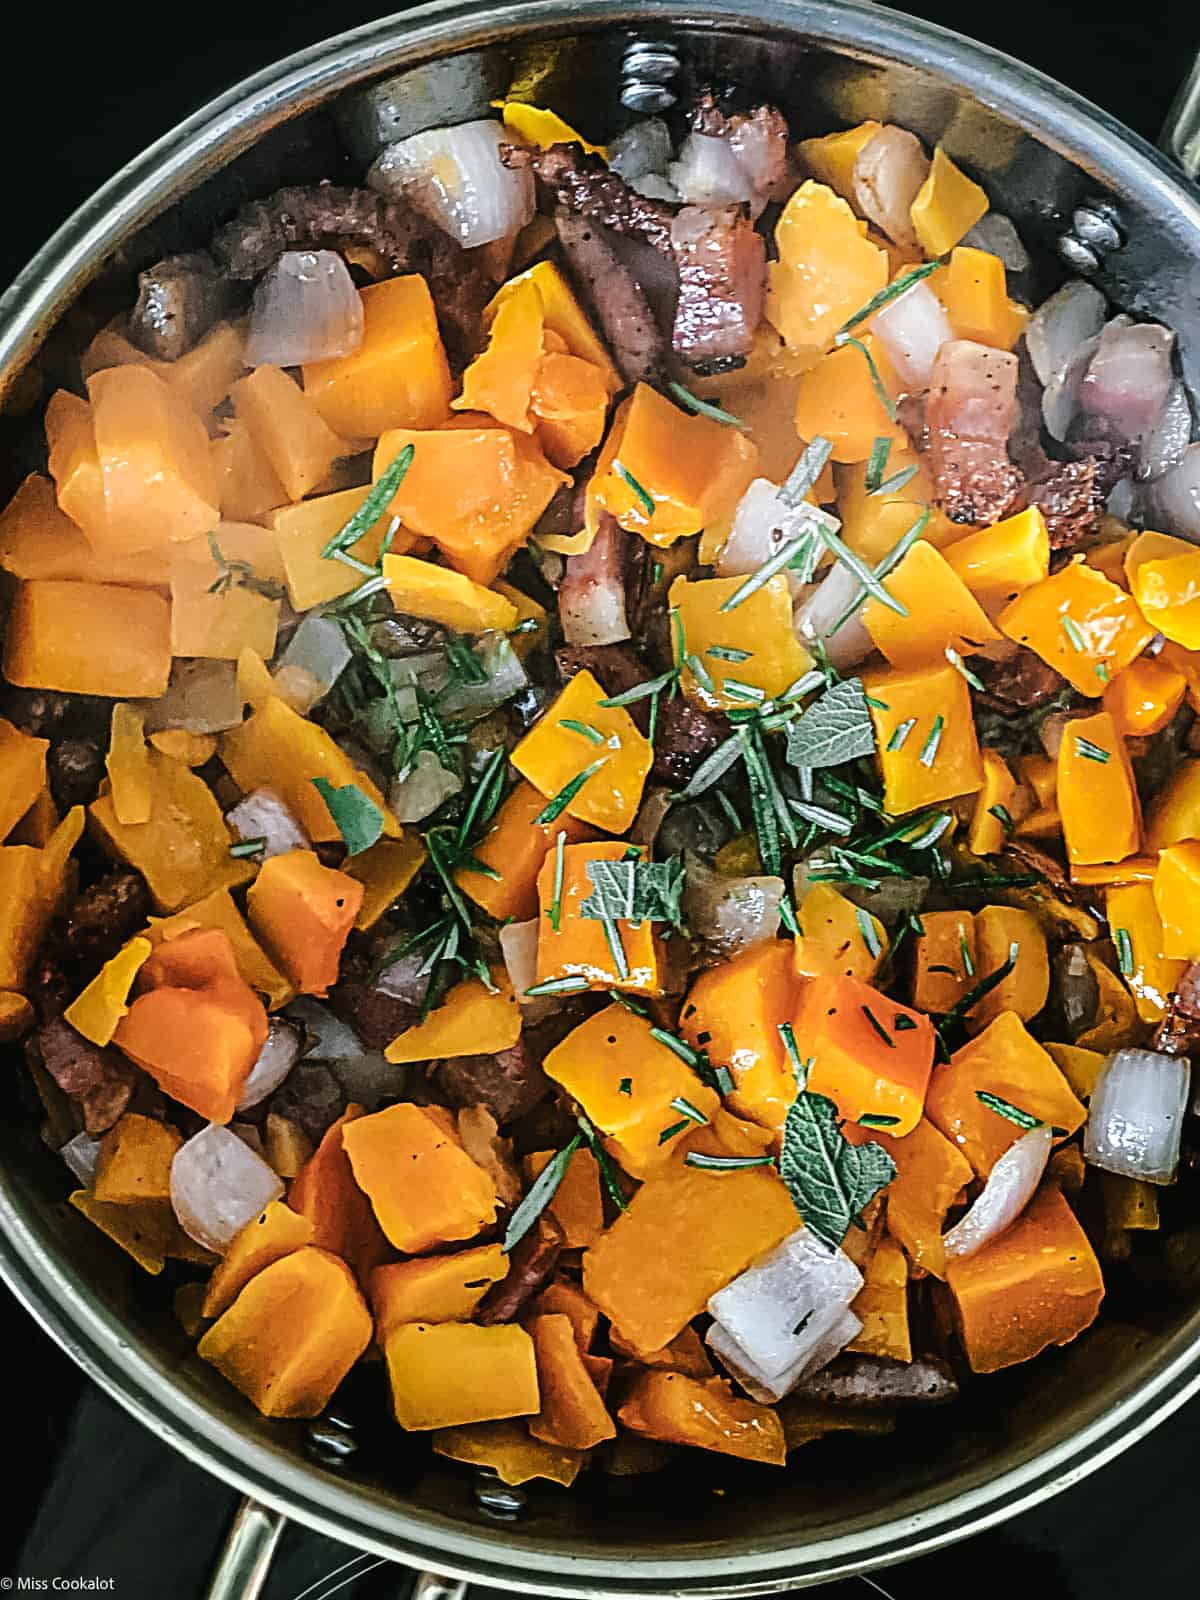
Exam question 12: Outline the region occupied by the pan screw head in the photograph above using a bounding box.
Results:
[621,40,680,111]
[474,1470,528,1520]
[306,1412,358,1468]
[1057,197,1125,275]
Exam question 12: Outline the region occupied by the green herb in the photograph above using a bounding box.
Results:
[670,1095,710,1126]
[674,734,744,800]
[939,941,1020,1035]
[856,908,883,958]
[719,533,813,612]
[872,464,919,497]
[903,811,954,851]
[778,1090,897,1248]
[524,975,591,997]
[547,830,567,933]
[1095,661,1111,685]
[685,1152,776,1171]
[959,930,976,978]
[205,533,286,601]
[503,1134,582,1250]
[865,436,892,494]
[310,778,385,856]
[858,1113,902,1128]
[864,695,889,711]
[598,670,676,708]
[1061,615,1087,653]
[785,677,877,769]
[714,791,742,832]
[613,460,655,517]
[658,1119,691,1145]
[722,678,766,703]
[1115,926,1134,977]
[945,648,986,691]
[609,991,648,1016]
[666,381,747,429]
[686,653,716,694]
[229,837,266,859]
[780,435,834,508]
[575,1113,629,1212]
[1075,736,1110,764]
[740,730,782,874]
[836,262,940,339]
[976,1090,1042,1131]
[650,1026,701,1068]
[534,758,608,825]
[861,1005,896,1049]
[601,912,630,980]
[706,644,752,663]
[559,718,604,744]
[618,1077,633,1095]
[887,718,917,752]
[580,856,685,927]
[813,518,909,616]
[443,635,487,684]
[988,803,1014,831]
[321,444,414,559]
[918,715,945,769]
[777,1021,807,1086]
[789,799,854,836]
[893,1014,918,1032]
[652,562,664,585]
[839,336,898,422]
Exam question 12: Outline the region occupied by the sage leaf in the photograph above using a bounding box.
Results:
[580,857,685,926]
[779,1090,896,1248]
[311,778,386,856]
[785,677,877,770]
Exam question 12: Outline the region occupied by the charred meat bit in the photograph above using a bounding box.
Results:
[690,93,791,200]
[973,647,1069,714]
[1016,456,1106,552]
[326,947,420,1051]
[128,252,230,362]
[267,1062,347,1144]
[517,146,675,249]
[559,513,632,648]
[0,688,74,740]
[437,1038,552,1126]
[1000,837,1073,898]
[48,738,106,813]
[652,698,729,786]
[37,1018,139,1135]
[670,205,766,366]
[795,1353,960,1407]
[1153,962,1200,1055]
[61,870,152,971]
[924,341,1023,525]
[475,1214,564,1324]
[553,211,667,386]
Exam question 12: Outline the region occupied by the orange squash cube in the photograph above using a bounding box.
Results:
[535,840,662,995]
[1103,653,1188,737]
[368,1244,508,1340]
[0,473,172,588]
[999,560,1155,697]
[385,1321,540,1430]
[912,910,977,1015]
[529,1281,600,1353]
[863,661,984,815]
[454,276,545,432]
[342,1102,498,1254]
[968,905,1049,1030]
[767,180,888,356]
[93,1113,183,1205]
[230,366,345,502]
[271,485,407,611]
[46,391,111,549]
[793,882,887,983]
[618,1370,785,1466]
[531,351,610,469]
[487,262,620,393]
[212,419,288,524]
[793,974,936,1136]
[303,276,452,438]
[524,1148,604,1249]
[0,717,48,843]
[934,246,1028,349]
[288,1107,391,1281]
[146,887,293,1011]
[945,1185,1104,1372]
[942,507,1050,613]
[670,572,812,712]
[511,669,653,835]
[846,1116,972,1280]
[861,539,1000,667]
[1057,711,1142,865]
[792,336,906,463]
[431,1421,585,1488]
[383,970,521,1063]
[847,1237,911,1362]
[202,1201,315,1319]
[5,580,170,699]
[246,850,362,996]
[528,1313,616,1450]
[455,779,595,922]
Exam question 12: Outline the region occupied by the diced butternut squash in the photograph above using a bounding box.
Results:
[589,384,758,547]
[230,366,345,502]
[1126,529,1200,648]
[288,1106,390,1280]
[1103,653,1187,737]
[793,974,936,1136]
[369,1245,508,1340]
[798,123,884,197]
[847,1238,911,1362]
[862,540,1000,666]
[169,531,281,662]
[835,450,958,567]
[245,849,362,996]
[1044,1043,1105,1102]
[863,661,984,814]
[969,906,1048,1029]
[212,419,288,524]
[582,1161,797,1353]
[0,815,85,990]
[0,993,33,1040]
[0,473,171,587]
[431,1421,584,1487]
[385,1321,540,1431]
[64,936,153,1047]
[198,1246,373,1417]
[221,694,397,845]
[382,554,517,632]
[372,424,569,585]
[454,276,545,431]
[93,1112,182,1205]
[384,969,520,1063]
[925,1011,1086,1176]
[202,1201,315,1318]
[343,835,427,931]
[1153,841,1200,959]
[528,1313,616,1450]
[968,748,1021,857]
[1057,711,1142,865]
[670,573,812,712]
[999,560,1155,697]
[271,485,400,611]
[68,1189,178,1276]
[146,887,292,1010]
[544,1004,720,1179]
[934,246,1027,349]
[104,705,152,827]
[912,909,977,1014]
[942,507,1050,611]
[608,1322,714,1379]
[342,1102,497,1253]
[46,390,109,548]
[535,840,662,996]
[303,276,452,437]
[793,882,887,982]
[511,669,653,835]
[87,365,219,554]
[526,1147,604,1248]
[792,336,905,462]
[530,1281,600,1353]
[618,1371,785,1466]
[10,783,57,849]
[5,580,171,699]
[487,262,620,393]
[1106,882,1183,1024]
[531,351,610,469]
[0,717,48,843]
[455,779,595,922]
[945,1185,1104,1373]
[910,148,989,258]
[1146,757,1200,848]
[680,940,800,1136]
[846,1116,971,1279]
[768,180,888,355]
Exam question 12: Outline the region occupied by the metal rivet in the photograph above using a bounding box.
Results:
[306,1413,358,1468]
[474,1470,527,1520]
[1072,206,1123,253]
[621,40,680,112]
[1056,233,1103,275]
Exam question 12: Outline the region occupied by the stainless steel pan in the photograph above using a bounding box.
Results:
[2,3,1200,1596]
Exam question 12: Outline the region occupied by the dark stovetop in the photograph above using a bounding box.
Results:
[2,4,1199,1595]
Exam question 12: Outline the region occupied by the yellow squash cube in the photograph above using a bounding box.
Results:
[864,661,984,814]
[1153,842,1200,960]
[793,883,887,982]
[669,573,811,712]
[999,560,1155,697]
[943,507,1050,612]
[1057,711,1142,865]
[910,148,989,258]
[511,669,652,835]
[382,554,518,633]
[861,539,1000,667]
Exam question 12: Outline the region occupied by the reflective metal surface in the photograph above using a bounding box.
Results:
[2,3,1200,1593]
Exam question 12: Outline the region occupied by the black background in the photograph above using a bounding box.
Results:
[1,3,1199,1596]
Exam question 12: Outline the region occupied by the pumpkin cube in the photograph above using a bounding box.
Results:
[767,180,888,356]
[64,936,153,1046]
[792,336,905,463]
[383,970,520,1063]
[431,1421,585,1488]
[369,1244,508,1340]
[246,850,362,996]
[1106,882,1183,1024]
[487,262,620,392]
[5,580,171,699]
[845,1116,971,1280]
[524,1148,604,1248]
[454,779,595,923]
[528,1313,616,1450]
[93,1112,182,1205]
[999,560,1155,696]
[1153,842,1200,959]
[862,539,1000,666]
[798,123,884,199]
[1057,711,1142,865]
[382,554,518,633]
[271,485,405,611]
[793,974,935,1136]
[793,882,887,983]
[1126,530,1200,649]
[385,1321,540,1430]
[535,840,663,996]
[342,1102,498,1254]
[934,246,1028,350]
[202,1200,315,1318]
[912,909,977,1014]
[147,887,293,1011]
[1103,653,1187,737]
[1146,757,1200,849]
[0,717,48,843]
[863,660,984,814]
[343,836,427,931]
[968,747,1022,856]
[288,1107,390,1281]
[968,905,1049,1030]
[847,1238,911,1363]
[943,507,1050,612]
[910,148,989,258]
[454,276,544,432]
[669,572,812,712]
[511,669,652,835]
[618,1370,785,1465]
[230,366,345,503]
[0,473,174,588]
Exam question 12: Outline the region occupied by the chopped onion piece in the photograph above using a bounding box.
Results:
[943,1125,1053,1260]
[669,132,755,207]
[1026,280,1107,387]
[708,1225,863,1382]
[285,997,363,1059]
[499,918,559,1023]
[682,852,783,958]
[276,616,352,711]
[60,1131,103,1187]
[389,748,462,824]
[370,119,534,247]
[1083,1047,1191,1184]
[1139,380,1194,483]
[608,118,673,182]
[632,173,681,202]
[1155,442,1200,541]
[852,126,930,249]
[436,634,528,719]
[136,659,242,734]
[1107,477,1136,521]
[795,560,875,672]
[226,788,309,860]
[170,1125,283,1255]
[1042,332,1101,442]
[375,950,433,1006]
[237,1017,304,1110]
[870,280,955,389]
[1081,319,1175,442]
[245,250,364,368]
[719,479,840,579]
[707,1310,863,1403]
